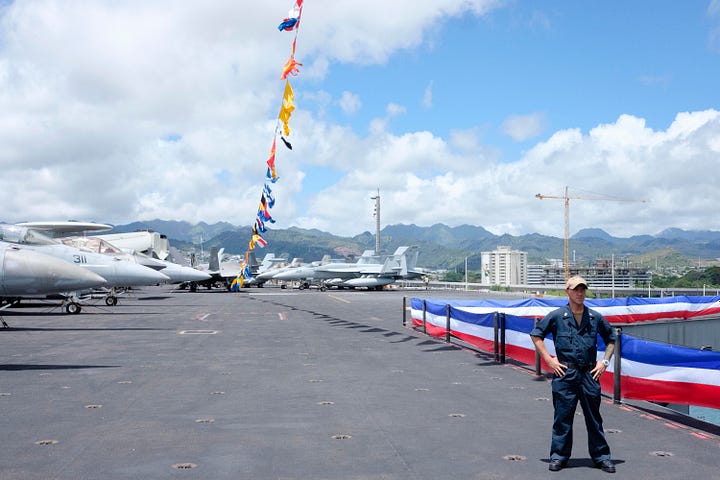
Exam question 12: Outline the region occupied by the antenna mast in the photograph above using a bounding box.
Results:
[371,188,381,254]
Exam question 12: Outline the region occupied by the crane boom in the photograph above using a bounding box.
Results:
[535,186,647,281]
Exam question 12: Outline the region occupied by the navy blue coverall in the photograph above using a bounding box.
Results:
[530,304,616,463]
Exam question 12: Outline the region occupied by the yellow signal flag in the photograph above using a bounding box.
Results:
[278,80,295,137]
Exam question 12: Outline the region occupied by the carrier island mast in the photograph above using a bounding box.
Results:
[371,188,381,255]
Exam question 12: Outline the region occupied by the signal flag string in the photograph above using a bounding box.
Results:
[230,0,305,291]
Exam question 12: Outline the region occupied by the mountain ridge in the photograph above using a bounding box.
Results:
[102,220,720,270]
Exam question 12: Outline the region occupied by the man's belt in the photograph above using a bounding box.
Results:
[562,361,593,372]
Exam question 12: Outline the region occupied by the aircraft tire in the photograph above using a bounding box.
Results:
[66,302,81,314]
[105,296,118,306]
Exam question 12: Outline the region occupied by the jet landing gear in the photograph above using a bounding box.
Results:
[61,288,118,314]
[1,300,20,327]
[65,301,82,314]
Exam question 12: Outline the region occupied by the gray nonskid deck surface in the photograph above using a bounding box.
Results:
[1,286,718,479]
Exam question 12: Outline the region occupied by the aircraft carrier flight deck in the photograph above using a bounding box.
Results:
[1,285,718,479]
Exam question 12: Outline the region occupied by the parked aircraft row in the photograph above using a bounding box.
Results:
[248,246,425,291]
[1,220,426,327]
[181,245,425,291]
[0,223,211,321]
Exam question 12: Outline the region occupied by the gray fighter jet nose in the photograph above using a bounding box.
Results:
[106,260,171,286]
[0,248,107,295]
[159,265,212,283]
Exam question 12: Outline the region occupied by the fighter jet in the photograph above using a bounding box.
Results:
[0,243,107,326]
[253,257,305,284]
[242,252,289,287]
[271,246,423,290]
[19,222,211,285]
[60,236,211,284]
[0,224,169,309]
[256,255,340,289]
[193,246,243,290]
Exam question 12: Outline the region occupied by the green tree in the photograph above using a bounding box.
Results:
[443,271,464,282]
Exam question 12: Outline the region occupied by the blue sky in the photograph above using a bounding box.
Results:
[316,1,715,156]
[1,1,720,241]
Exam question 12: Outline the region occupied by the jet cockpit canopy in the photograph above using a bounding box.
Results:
[61,236,124,254]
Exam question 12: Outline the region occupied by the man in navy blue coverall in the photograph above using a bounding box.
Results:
[530,276,617,473]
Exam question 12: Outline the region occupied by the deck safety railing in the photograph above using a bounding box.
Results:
[403,296,720,410]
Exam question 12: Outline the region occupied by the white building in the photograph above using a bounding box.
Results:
[481,246,528,286]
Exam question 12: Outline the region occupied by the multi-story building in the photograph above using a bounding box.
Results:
[481,246,528,286]
[527,259,651,288]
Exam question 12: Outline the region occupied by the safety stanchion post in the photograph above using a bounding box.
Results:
[402,296,406,327]
[422,299,427,334]
[500,312,506,364]
[493,312,499,362]
[613,327,622,404]
[445,304,451,343]
[534,318,541,375]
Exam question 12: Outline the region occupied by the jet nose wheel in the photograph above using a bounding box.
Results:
[105,296,118,306]
[65,302,82,314]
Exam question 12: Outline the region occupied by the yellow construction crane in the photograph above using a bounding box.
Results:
[535,186,648,281]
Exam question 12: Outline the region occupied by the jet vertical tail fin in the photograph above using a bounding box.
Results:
[208,246,221,272]
[380,248,404,276]
[380,246,419,277]
[260,253,277,270]
[404,246,419,272]
[247,251,259,268]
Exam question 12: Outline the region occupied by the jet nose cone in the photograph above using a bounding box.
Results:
[1,248,107,295]
[178,267,212,282]
[109,261,171,286]
[255,271,277,280]
[161,265,212,283]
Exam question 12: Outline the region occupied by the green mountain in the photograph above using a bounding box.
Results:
[104,220,720,271]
